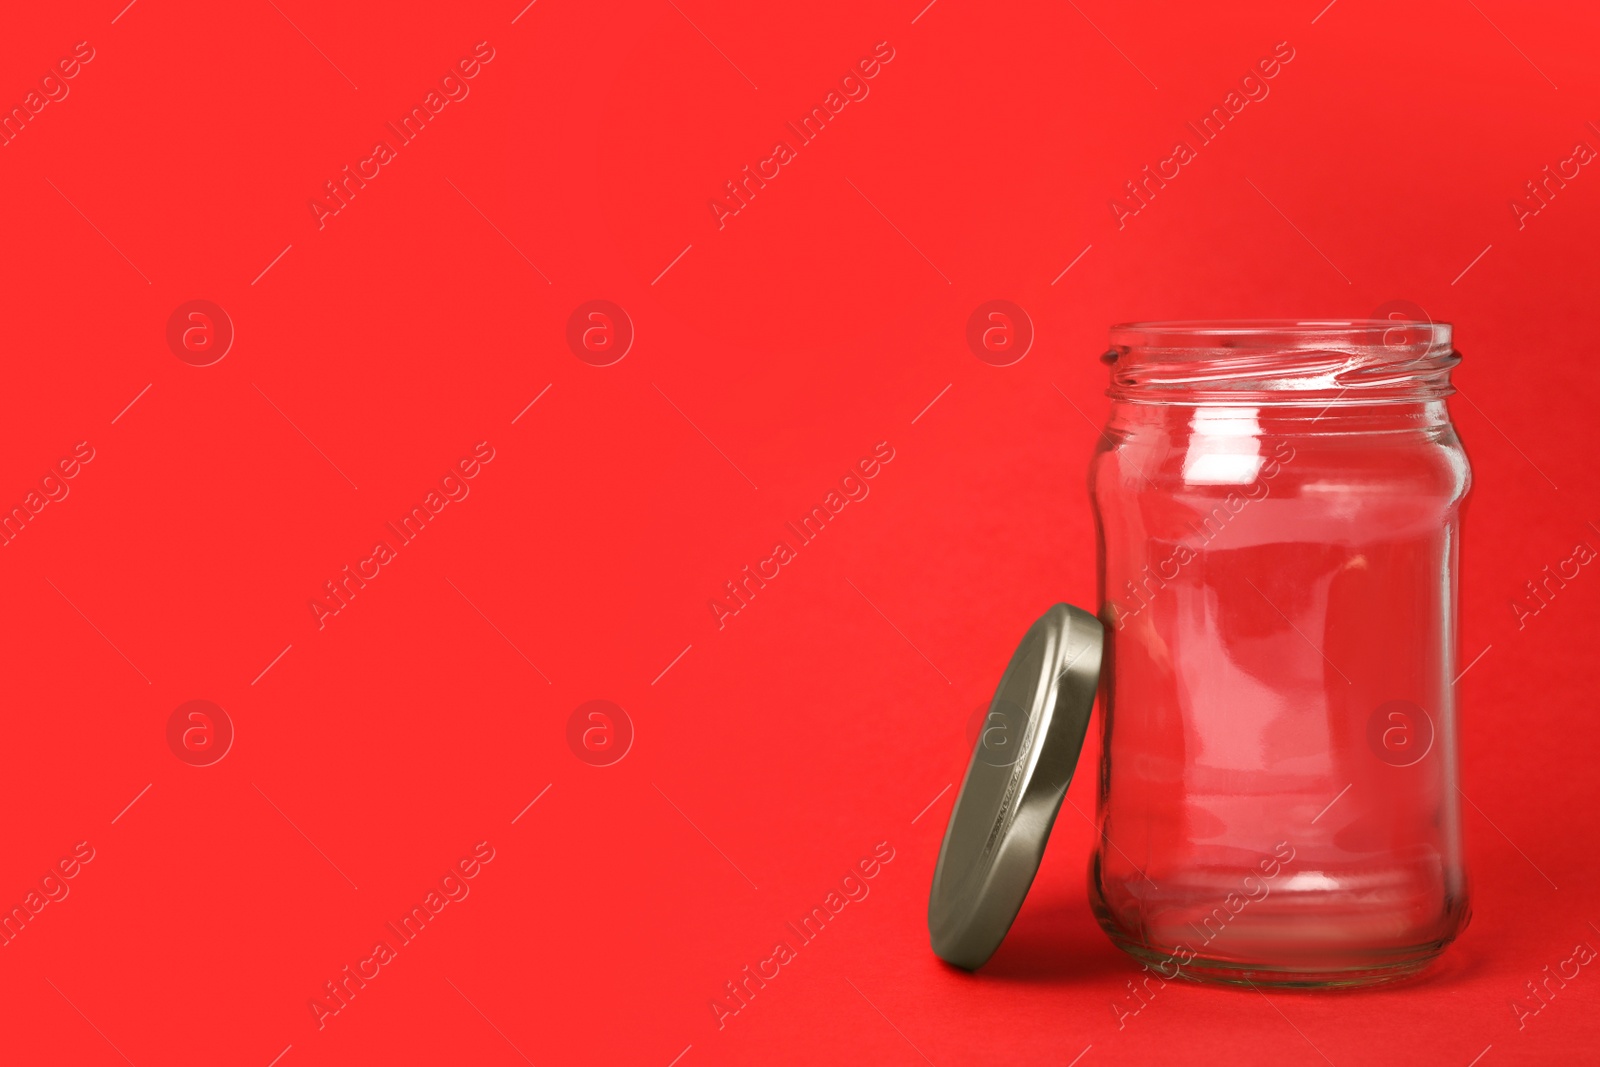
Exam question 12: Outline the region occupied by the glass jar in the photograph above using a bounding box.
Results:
[1087,321,1472,987]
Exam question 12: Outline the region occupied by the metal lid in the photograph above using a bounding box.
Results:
[928,603,1103,969]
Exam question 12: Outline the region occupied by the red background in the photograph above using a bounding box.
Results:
[1,1,1596,1064]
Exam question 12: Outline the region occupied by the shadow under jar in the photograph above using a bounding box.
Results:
[1088,321,1472,987]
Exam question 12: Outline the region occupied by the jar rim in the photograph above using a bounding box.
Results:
[1103,319,1459,404]
[1108,319,1451,352]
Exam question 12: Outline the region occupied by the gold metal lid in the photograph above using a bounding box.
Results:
[927,603,1103,969]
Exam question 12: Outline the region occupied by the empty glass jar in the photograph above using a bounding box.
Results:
[1088,321,1472,986]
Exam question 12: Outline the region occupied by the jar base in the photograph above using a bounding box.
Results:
[1103,931,1448,989]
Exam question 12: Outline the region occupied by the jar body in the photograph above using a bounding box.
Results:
[1088,328,1471,986]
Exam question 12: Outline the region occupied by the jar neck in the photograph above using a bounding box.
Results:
[1105,397,1456,438]
[1103,320,1459,408]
